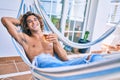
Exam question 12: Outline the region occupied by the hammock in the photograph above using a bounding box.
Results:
[12,38,120,80]
[11,0,120,80]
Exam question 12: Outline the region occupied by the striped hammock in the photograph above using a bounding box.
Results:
[12,38,120,80]
[11,0,120,80]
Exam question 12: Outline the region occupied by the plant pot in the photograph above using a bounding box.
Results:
[78,39,90,53]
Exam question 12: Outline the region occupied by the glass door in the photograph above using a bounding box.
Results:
[65,0,88,43]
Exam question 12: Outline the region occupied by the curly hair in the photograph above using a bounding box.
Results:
[20,11,44,36]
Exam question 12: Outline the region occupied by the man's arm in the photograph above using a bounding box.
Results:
[53,41,68,61]
[1,17,26,45]
[46,33,68,61]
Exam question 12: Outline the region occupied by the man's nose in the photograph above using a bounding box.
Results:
[32,20,36,24]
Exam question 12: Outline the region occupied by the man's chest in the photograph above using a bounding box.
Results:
[28,39,53,51]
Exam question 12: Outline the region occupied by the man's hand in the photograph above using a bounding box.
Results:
[45,33,59,44]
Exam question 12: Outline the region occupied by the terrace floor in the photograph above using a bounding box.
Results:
[0,56,33,80]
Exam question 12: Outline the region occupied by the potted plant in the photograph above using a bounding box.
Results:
[78,31,90,53]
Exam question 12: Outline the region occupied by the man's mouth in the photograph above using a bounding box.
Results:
[33,25,37,28]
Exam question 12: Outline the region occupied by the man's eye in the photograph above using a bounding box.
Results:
[34,18,38,21]
[27,20,32,23]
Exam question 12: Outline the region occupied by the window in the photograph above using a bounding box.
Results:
[39,0,62,31]
[64,0,88,42]
[39,0,89,43]
[108,0,120,24]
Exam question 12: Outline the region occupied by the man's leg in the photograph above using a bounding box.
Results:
[34,54,68,68]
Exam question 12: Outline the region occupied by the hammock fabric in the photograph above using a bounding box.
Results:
[12,38,120,80]
[11,0,120,80]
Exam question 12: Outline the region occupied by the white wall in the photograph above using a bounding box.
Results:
[91,0,111,51]
[0,0,21,57]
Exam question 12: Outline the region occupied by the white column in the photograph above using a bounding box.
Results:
[60,0,69,34]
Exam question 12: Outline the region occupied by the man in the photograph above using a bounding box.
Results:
[1,11,104,68]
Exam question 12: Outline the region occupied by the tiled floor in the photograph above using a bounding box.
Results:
[0,53,78,80]
[0,56,33,80]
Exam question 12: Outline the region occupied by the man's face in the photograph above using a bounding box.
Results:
[26,15,41,32]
